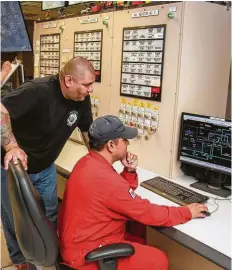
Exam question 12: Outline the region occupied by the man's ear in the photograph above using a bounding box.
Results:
[106,140,115,153]
[64,75,73,88]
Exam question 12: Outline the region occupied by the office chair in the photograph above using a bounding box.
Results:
[7,160,135,270]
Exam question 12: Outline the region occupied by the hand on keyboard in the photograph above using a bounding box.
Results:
[186,203,209,219]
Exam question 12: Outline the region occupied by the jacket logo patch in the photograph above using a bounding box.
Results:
[128,188,136,199]
[67,110,79,127]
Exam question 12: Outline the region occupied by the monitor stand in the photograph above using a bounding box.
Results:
[190,172,231,198]
[190,182,231,197]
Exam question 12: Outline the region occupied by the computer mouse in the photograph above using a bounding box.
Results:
[201,211,211,217]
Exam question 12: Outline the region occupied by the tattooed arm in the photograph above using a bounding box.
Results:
[1,103,27,170]
[1,103,17,148]
[81,131,90,151]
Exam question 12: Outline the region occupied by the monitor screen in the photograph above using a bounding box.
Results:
[1,2,32,52]
[178,113,231,175]
[42,1,66,10]
[68,0,91,6]
[68,1,83,5]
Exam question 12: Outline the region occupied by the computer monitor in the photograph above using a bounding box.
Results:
[42,1,66,10]
[178,112,231,197]
[68,1,91,6]
[1,2,32,52]
[178,112,231,174]
[68,1,84,5]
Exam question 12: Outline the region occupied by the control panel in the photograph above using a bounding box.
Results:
[119,98,159,139]
[40,34,60,77]
[33,2,230,178]
[120,25,166,101]
[74,30,103,82]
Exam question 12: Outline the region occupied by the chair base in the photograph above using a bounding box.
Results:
[99,259,118,270]
[56,259,118,270]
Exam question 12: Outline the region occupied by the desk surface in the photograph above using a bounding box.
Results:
[112,163,232,269]
[56,143,231,269]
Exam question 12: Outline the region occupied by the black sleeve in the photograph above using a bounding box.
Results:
[1,82,39,120]
[78,95,93,132]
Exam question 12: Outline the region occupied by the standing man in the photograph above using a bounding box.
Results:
[1,56,95,270]
[58,115,208,270]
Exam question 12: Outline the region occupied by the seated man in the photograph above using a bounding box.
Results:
[58,115,208,270]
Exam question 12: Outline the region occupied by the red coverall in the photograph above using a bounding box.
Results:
[58,151,192,270]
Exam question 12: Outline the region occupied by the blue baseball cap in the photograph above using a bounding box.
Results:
[88,115,138,143]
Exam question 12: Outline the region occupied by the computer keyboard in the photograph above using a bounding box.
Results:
[140,176,209,206]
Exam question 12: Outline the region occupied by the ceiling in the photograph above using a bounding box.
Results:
[20,1,230,22]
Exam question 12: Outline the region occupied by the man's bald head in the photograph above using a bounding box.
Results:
[60,56,95,81]
[59,56,96,101]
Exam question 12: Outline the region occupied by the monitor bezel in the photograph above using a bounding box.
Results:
[68,1,86,6]
[1,1,33,53]
[177,112,231,174]
[41,1,67,11]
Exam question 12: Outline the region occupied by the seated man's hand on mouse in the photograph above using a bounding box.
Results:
[186,203,209,219]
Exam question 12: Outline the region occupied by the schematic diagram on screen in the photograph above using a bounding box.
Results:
[181,122,231,166]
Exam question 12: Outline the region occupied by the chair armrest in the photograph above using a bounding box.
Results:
[85,243,135,263]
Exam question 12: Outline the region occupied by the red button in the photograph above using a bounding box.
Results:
[132,1,143,5]
[151,87,160,94]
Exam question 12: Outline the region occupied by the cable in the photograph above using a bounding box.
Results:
[209,197,220,214]
[207,196,232,215]
[207,195,232,203]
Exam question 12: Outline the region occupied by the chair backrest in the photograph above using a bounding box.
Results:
[8,160,59,267]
